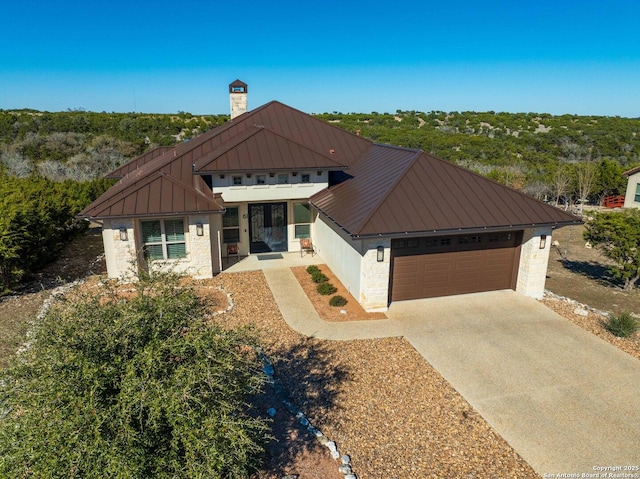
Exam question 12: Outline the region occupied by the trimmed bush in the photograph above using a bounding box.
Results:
[329,295,348,307]
[306,265,319,274]
[311,271,328,283]
[317,282,337,296]
[605,311,639,337]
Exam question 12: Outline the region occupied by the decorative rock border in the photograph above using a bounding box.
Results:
[256,347,358,478]
[212,284,359,478]
[543,289,612,319]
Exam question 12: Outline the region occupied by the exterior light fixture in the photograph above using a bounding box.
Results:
[119,227,128,241]
[539,234,547,249]
[377,246,384,262]
[196,223,204,236]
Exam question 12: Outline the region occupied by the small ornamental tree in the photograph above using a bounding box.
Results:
[0,272,269,478]
[583,209,640,291]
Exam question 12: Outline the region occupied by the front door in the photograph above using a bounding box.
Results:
[249,203,288,253]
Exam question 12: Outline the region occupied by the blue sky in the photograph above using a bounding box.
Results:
[1,0,639,116]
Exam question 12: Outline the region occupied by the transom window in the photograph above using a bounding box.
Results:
[232,175,243,186]
[301,174,311,183]
[293,202,311,238]
[277,173,288,184]
[256,174,267,185]
[635,183,640,202]
[223,207,240,243]
[141,219,186,260]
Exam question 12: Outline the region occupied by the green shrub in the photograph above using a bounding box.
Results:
[306,265,319,274]
[317,282,337,295]
[311,271,328,283]
[0,271,269,478]
[329,295,348,307]
[605,311,639,337]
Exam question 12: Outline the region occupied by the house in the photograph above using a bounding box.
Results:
[623,165,640,209]
[79,80,581,311]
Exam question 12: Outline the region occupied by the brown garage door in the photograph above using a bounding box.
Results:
[390,232,522,301]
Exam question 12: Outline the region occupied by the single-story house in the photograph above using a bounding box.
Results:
[79,80,581,311]
[623,165,640,209]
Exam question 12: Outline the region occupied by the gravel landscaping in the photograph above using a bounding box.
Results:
[213,270,539,478]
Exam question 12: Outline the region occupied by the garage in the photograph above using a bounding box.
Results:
[390,231,523,301]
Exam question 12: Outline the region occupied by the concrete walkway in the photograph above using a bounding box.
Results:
[240,265,640,476]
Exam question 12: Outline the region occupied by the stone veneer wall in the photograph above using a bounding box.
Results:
[359,239,391,312]
[516,227,554,298]
[102,216,215,280]
[102,218,138,280]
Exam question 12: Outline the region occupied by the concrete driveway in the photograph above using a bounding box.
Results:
[387,290,640,476]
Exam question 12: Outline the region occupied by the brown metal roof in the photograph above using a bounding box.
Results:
[194,125,349,173]
[311,145,581,238]
[623,165,640,177]
[105,146,173,178]
[80,172,224,220]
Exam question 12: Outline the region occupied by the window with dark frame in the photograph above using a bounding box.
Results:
[222,207,240,243]
[232,176,242,186]
[277,173,288,184]
[141,219,186,260]
[301,173,310,183]
[294,202,311,238]
[256,174,266,185]
[635,183,640,202]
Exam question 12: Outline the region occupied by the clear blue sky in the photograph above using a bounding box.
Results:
[1,0,639,116]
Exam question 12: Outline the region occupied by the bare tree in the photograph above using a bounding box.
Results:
[552,167,572,209]
[575,161,597,215]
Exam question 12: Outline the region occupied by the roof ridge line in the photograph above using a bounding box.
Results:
[194,125,264,169]
[353,147,423,236]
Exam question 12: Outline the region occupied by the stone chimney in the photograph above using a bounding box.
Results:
[229,80,248,120]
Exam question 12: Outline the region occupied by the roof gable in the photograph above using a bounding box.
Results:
[80,171,224,219]
[193,125,349,173]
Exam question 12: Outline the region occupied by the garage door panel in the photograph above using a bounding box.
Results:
[391,232,522,301]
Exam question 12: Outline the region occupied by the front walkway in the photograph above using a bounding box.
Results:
[223,258,640,476]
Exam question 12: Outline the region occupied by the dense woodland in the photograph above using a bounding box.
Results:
[1,108,639,292]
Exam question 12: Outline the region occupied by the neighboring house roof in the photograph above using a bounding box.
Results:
[623,165,640,177]
[311,144,581,238]
[80,171,224,219]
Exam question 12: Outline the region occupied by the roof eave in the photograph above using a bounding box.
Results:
[348,219,583,240]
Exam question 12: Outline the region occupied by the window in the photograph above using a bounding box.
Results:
[635,183,640,202]
[301,174,310,183]
[232,175,243,186]
[277,173,288,184]
[407,239,419,248]
[222,207,240,243]
[471,236,481,244]
[440,238,451,246]
[294,202,311,238]
[141,219,186,260]
[256,174,267,185]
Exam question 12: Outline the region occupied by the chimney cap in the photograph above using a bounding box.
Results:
[229,79,248,94]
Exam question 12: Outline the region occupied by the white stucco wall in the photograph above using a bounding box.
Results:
[312,216,391,311]
[213,172,328,203]
[516,227,554,298]
[312,216,362,301]
[624,171,640,209]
